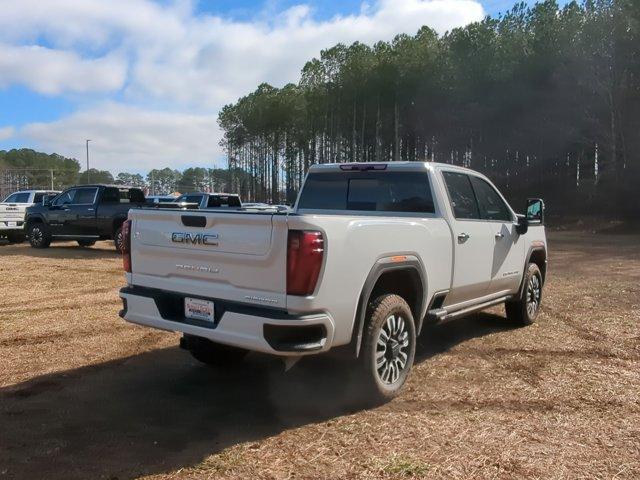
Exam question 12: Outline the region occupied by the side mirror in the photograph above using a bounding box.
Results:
[526,198,544,225]
[516,198,544,235]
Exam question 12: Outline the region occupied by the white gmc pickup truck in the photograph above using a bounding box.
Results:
[1,190,59,243]
[119,162,547,400]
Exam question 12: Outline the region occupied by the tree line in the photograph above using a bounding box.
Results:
[218,0,640,217]
[1,149,237,198]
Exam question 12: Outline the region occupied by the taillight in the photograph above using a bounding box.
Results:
[122,219,132,273]
[287,230,324,296]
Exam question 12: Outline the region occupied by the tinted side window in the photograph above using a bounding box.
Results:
[33,193,45,204]
[72,188,98,205]
[54,189,76,206]
[442,172,480,219]
[4,193,18,203]
[469,176,512,221]
[179,195,203,205]
[101,188,120,203]
[298,172,434,213]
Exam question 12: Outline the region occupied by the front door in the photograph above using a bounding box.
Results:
[441,171,494,306]
[67,187,98,235]
[468,175,524,294]
[49,189,78,235]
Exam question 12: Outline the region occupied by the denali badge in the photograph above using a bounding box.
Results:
[171,232,219,246]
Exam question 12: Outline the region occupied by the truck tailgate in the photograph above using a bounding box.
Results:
[0,204,26,221]
[129,208,288,309]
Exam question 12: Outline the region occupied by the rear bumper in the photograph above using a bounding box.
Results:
[119,286,335,356]
[0,220,24,231]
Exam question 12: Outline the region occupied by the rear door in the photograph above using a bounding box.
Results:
[130,209,289,308]
[441,171,494,306]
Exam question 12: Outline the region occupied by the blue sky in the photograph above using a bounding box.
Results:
[0,0,549,173]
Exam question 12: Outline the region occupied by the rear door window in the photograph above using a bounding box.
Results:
[442,172,480,220]
[298,171,435,213]
[72,188,98,205]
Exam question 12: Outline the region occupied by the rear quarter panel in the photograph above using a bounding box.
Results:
[286,213,453,347]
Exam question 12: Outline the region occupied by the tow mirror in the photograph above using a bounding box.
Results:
[526,198,544,225]
[516,198,544,235]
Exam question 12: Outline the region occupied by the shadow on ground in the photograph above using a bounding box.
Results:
[0,241,119,260]
[0,313,512,480]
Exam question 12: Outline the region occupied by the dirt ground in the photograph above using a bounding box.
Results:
[0,231,638,480]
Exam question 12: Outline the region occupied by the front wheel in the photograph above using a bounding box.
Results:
[505,263,543,325]
[357,294,416,403]
[28,223,51,249]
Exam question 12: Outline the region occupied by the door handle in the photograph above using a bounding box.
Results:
[457,232,470,243]
[495,232,504,239]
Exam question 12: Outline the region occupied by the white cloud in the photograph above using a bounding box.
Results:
[1,0,484,172]
[22,103,221,172]
[0,126,15,141]
[0,44,126,95]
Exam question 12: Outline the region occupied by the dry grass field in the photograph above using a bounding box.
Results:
[1,230,638,480]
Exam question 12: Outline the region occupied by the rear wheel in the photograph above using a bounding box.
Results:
[182,334,249,367]
[6,231,25,244]
[28,223,51,249]
[357,294,416,403]
[77,240,96,247]
[506,263,543,325]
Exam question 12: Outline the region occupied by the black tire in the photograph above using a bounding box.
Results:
[505,263,543,326]
[77,240,96,247]
[6,231,26,244]
[357,294,416,403]
[183,335,249,367]
[114,225,124,253]
[28,223,51,249]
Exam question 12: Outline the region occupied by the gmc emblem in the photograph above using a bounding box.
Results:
[171,232,219,246]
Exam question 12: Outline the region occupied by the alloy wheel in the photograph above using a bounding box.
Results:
[375,314,411,385]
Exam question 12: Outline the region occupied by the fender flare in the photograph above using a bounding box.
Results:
[350,256,427,357]
[517,245,547,297]
[25,214,47,227]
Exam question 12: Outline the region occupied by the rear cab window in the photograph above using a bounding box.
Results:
[3,192,31,203]
[297,171,435,214]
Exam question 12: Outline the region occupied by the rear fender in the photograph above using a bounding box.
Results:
[350,256,427,357]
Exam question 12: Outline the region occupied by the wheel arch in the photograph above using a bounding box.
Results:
[518,245,547,297]
[25,215,45,227]
[350,257,427,358]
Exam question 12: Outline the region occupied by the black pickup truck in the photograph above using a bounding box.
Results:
[24,184,145,251]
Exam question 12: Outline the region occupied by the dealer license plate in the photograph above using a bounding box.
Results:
[184,297,215,323]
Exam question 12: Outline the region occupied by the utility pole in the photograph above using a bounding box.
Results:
[86,139,91,183]
[50,169,54,190]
